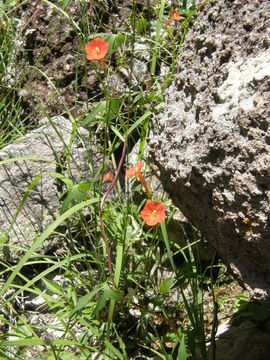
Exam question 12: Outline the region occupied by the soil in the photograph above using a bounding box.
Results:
[6,0,157,122]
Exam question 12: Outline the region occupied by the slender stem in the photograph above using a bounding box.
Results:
[100,57,106,69]
[150,0,166,77]
[160,221,176,273]
[99,141,127,287]
[138,173,150,195]
[98,211,114,282]
[100,141,127,210]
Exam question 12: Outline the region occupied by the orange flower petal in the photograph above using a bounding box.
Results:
[103,171,113,183]
[85,38,109,61]
[140,200,166,226]
[125,161,145,178]
[167,9,181,25]
[171,9,180,21]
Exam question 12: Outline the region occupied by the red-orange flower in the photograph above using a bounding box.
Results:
[167,9,181,25]
[85,37,109,69]
[125,161,150,195]
[125,161,145,178]
[140,200,166,226]
[103,171,113,183]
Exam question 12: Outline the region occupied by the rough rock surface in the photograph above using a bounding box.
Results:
[0,116,102,262]
[149,0,270,302]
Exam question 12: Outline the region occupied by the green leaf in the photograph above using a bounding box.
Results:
[93,292,107,316]
[48,350,79,360]
[77,182,92,191]
[0,198,99,300]
[126,103,161,137]
[78,101,106,127]
[110,125,125,142]
[39,292,62,305]
[61,183,90,213]
[70,285,103,318]
[233,294,250,312]
[0,338,44,346]
[108,98,122,120]
[104,284,123,302]
[136,16,148,34]
[94,284,123,316]
[178,333,187,360]
[60,0,71,10]
[0,232,8,246]
[0,155,52,166]
[106,33,126,53]
[159,277,175,295]
[160,222,176,273]
[138,118,149,160]
[43,278,64,296]
[78,98,121,127]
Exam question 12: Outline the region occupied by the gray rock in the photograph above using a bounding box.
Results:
[0,116,102,262]
[211,313,270,360]
[149,0,270,302]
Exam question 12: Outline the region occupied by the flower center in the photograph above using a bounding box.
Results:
[95,47,101,54]
[152,209,158,217]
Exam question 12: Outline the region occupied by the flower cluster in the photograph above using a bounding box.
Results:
[85,9,180,69]
[125,161,150,196]
[103,171,113,183]
[125,161,165,227]
[86,8,182,226]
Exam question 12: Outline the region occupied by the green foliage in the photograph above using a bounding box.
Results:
[233,294,250,312]
[159,277,175,295]
[60,182,92,213]
[130,11,148,34]
[0,0,17,74]
[106,33,128,53]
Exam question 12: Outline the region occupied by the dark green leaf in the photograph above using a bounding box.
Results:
[94,284,123,316]
[70,285,103,318]
[78,101,106,127]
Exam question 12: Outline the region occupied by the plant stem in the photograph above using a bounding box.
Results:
[150,0,166,77]
[99,140,127,287]
[138,173,150,195]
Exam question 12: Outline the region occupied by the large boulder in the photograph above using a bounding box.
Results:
[149,0,270,302]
